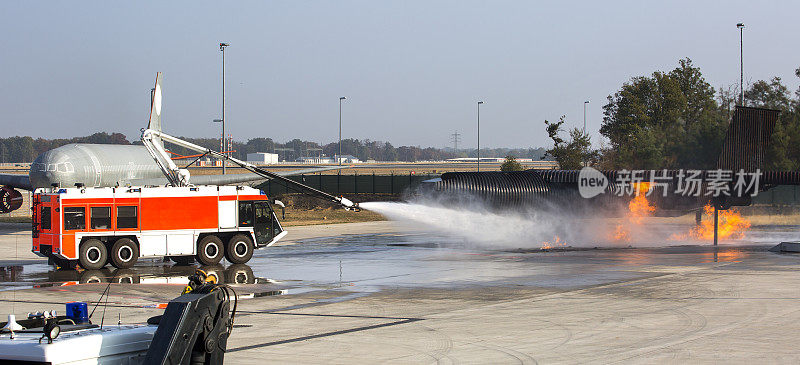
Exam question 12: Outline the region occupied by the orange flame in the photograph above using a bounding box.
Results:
[627,182,655,224]
[611,225,630,242]
[541,235,567,250]
[670,204,751,241]
[609,182,655,242]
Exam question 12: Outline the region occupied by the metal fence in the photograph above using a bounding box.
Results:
[752,185,800,205]
[257,173,440,196]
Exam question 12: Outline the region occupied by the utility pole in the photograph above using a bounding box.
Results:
[477,101,483,172]
[713,205,719,246]
[737,23,745,106]
[583,100,590,166]
[219,42,230,174]
[450,131,461,152]
[583,101,589,134]
[228,134,233,160]
[339,96,346,166]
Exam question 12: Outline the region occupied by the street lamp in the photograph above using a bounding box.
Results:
[219,42,229,174]
[213,119,223,162]
[583,100,590,166]
[736,23,745,106]
[477,101,484,172]
[339,96,347,166]
[583,100,590,134]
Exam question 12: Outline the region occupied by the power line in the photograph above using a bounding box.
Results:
[450,130,461,151]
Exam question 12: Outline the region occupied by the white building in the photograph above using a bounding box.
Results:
[246,152,279,164]
[296,156,334,164]
[334,155,361,164]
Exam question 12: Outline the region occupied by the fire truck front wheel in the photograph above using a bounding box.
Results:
[110,238,139,269]
[197,235,224,265]
[225,234,254,264]
[79,239,108,270]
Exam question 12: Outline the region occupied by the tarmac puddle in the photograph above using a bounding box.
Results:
[0,230,797,297]
[0,263,291,300]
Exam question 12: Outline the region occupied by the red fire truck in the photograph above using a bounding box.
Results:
[31,185,285,270]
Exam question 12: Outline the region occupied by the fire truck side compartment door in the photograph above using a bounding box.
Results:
[218,200,237,229]
[139,235,168,257]
[166,234,194,255]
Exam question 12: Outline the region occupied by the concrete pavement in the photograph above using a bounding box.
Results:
[1,223,799,363]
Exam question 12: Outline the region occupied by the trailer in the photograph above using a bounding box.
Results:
[32,185,285,269]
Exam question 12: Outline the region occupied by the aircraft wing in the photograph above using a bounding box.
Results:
[128,165,348,187]
[0,173,32,191]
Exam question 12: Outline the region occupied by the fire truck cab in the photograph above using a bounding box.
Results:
[31,185,285,270]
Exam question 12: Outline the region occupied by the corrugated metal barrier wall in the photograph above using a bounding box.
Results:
[257,173,439,196]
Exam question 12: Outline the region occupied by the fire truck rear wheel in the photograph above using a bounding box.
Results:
[225,234,254,264]
[79,239,108,270]
[197,235,224,265]
[110,238,139,269]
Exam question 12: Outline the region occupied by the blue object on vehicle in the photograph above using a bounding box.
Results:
[66,302,89,324]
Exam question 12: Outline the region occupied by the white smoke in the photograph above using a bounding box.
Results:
[359,197,758,249]
[359,197,632,249]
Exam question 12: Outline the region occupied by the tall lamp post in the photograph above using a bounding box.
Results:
[219,42,230,174]
[583,100,590,166]
[213,119,223,162]
[736,23,745,106]
[583,100,590,134]
[477,101,484,172]
[339,96,347,166]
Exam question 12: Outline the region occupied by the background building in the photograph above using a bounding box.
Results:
[246,152,279,164]
[334,155,361,164]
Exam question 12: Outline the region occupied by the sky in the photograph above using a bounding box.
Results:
[1,1,798,149]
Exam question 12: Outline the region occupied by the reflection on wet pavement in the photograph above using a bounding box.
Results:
[1,231,798,297]
[0,263,275,291]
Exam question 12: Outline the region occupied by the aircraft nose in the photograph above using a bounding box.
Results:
[30,149,74,188]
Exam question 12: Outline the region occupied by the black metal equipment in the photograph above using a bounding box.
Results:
[144,270,238,365]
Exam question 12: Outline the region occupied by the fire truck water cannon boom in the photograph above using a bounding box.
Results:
[140,129,360,211]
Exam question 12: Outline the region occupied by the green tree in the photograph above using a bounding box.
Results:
[500,155,523,171]
[600,58,725,169]
[544,116,593,170]
[745,76,800,170]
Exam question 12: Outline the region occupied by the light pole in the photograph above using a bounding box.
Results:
[219,42,229,174]
[736,23,745,106]
[477,101,484,172]
[583,100,589,134]
[213,119,223,162]
[339,96,346,166]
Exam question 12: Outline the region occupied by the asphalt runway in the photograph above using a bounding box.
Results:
[1,224,800,363]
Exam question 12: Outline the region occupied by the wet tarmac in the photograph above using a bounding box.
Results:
[2,223,800,362]
[1,228,797,297]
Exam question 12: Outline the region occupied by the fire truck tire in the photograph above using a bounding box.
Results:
[80,270,109,284]
[197,235,224,265]
[79,239,108,270]
[225,234,254,264]
[225,264,255,284]
[110,238,139,269]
